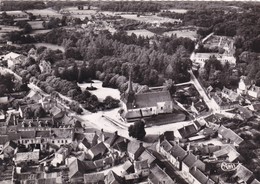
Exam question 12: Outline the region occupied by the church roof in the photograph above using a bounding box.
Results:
[129,91,172,109]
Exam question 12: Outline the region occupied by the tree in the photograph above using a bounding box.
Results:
[34,106,46,118]
[103,96,120,109]
[128,120,146,140]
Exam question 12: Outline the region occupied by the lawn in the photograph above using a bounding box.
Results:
[78,80,121,101]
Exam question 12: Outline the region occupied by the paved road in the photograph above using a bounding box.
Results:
[188,70,220,113]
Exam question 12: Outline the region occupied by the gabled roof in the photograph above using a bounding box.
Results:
[127,142,145,158]
[134,159,149,171]
[130,91,172,109]
[0,135,9,145]
[148,164,174,184]
[160,140,173,152]
[69,159,88,179]
[105,132,119,147]
[182,152,197,168]
[105,170,124,184]
[84,173,105,184]
[178,124,198,138]
[218,125,244,145]
[122,160,134,173]
[139,149,156,165]
[111,140,128,153]
[190,167,214,184]
[248,84,260,93]
[233,164,254,183]
[170,144,187,161]
[89,142,107,159]
[94,157,113,169]
[4,52,21,60]
[213,145,240,162]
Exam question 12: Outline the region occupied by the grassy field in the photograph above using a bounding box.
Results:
[30,30,52,36]
[126,29,155,38]
[0,25,21,33]
[27,8,62,18]
[28,21,44,30]
[163,29,197,40]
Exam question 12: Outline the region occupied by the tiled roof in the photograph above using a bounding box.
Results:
[178,124,198,138]
[0,135,9,145]
[105,170,124,184]
[190,167,214,184]
[134,159,148,171]
[160,140,173,152]
[148,164,174,184]
[130,91,172,109]
[139,149,156,165]
[182,152,197,168]
[170,144,187,161]
[84,173,104,184]
[233,164,254,183]
[218,125,244,145]
[89,142,107,158]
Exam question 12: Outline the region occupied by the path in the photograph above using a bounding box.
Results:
[188,70,220,113]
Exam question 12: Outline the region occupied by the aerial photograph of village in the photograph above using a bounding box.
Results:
[1,0,260,183]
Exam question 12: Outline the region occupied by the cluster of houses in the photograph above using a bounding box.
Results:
[190,34,236,68]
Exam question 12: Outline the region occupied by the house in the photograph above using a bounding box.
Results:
[178,124,198,139]
[51,146,71,166]
[127,142,145,161]
[105,170,124,184]
[237,76,247,95]
[221,87,239,102]
[84,173,105,184]
[39,60,52,74]
[88,142,107,160]
[49,128,74,147]
[121,70,173,121]
[26,90,42,103]
[134,159,150,177]
[68,159,88,183]
[213,145,240,162]
[4,52,26,68]
[218,125,244,146]
[122,160,134,176]
[0,135,9,152]
[49,106,64,119]
[14,150,40,165]
[94,156,114,171]
[232,164,255,184]
[248,84,260,99]
[2,140,17,157]
[148,164,174,184]
[0,96,9,104]
[41,96,57,112]
[190,53,236,68]
[139,149,156,166]
[190,166,215,184]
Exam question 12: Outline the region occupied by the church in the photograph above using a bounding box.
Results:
[121,70,174,122]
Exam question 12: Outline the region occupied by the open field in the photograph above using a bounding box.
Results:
[126,29,155,38]
[0,25,21,33]
[163,29,197,40]
[27,8,62,18]
[28,21,44,30]
[30,29,52,35]
[120,14,181,24]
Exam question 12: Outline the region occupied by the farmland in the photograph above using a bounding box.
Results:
[26,8,62,18]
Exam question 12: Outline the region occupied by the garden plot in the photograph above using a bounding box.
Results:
[28,21,44,30]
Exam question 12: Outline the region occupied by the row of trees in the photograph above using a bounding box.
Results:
[40,29,192,86]
[99,2,161,13]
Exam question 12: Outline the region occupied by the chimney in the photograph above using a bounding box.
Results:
[194,166,197,172]
[139,142,143,147]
